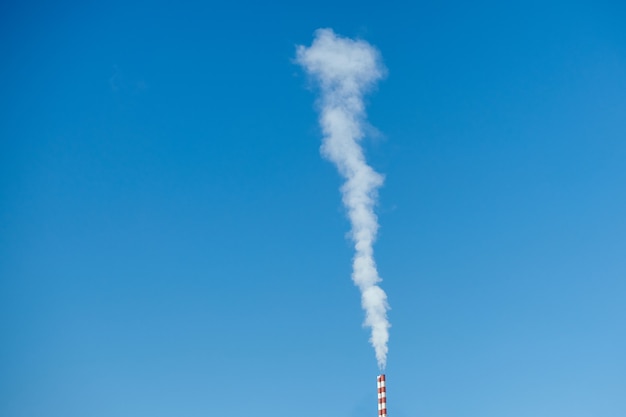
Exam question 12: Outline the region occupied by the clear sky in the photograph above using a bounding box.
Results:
[1,1,625,416]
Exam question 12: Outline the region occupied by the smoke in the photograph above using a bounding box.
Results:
[296,28,390,369]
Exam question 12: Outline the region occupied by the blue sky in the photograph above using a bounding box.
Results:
[1,1,625,416]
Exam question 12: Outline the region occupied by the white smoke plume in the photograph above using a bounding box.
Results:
[296,28,390,370]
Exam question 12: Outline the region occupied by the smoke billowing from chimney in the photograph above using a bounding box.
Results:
[296,28,390,369]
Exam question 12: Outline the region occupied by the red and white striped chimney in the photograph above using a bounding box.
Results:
[377,374,387,417]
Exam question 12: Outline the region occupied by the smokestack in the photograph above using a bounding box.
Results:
[377,374,387,417]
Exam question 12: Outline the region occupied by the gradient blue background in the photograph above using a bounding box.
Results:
[1,1,625,416]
